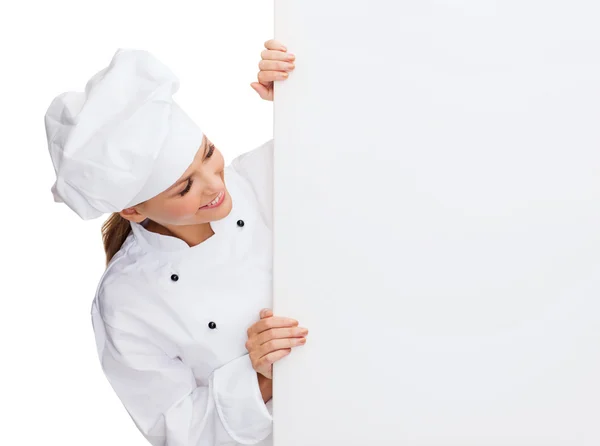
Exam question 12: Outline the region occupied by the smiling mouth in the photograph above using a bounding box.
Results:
[199,190,225,209]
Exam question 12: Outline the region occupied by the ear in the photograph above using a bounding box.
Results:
[119,207,147,223]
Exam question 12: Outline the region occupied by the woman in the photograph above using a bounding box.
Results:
[44,40,305,446]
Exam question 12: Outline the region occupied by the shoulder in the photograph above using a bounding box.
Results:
[90,245,180,357]
[229,139,273,229]
[91,242,151,328]
[230,138,273,174]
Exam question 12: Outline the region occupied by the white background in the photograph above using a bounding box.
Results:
[273,1,600,445]
[0,2,272,445]
[4,1,600,445]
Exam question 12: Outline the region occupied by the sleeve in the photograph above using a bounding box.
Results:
[230,138,274,230]
[90,299,273,446]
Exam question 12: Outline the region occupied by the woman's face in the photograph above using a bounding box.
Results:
[120,134,232,226]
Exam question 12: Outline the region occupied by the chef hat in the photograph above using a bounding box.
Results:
[44,48,203,220]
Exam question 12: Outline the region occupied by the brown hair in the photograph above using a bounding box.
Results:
[101,212,133,266]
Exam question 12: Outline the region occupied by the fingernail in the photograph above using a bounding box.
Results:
[288,53,295,60]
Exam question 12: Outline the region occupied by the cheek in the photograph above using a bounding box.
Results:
[174,197,203,216]
[159,196,201,220]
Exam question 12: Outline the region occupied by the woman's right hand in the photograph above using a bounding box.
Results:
[246,308,309,379]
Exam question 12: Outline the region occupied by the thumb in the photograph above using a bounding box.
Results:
[250,82,270,99]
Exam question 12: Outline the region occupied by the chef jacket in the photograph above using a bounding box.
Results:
[90,138,275,446]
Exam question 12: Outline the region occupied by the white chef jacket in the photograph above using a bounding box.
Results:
[90,139,275,446]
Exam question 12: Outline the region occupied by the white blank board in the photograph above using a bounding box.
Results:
[272,1,600,444]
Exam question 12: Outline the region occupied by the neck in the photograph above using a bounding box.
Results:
[146,220,215,247]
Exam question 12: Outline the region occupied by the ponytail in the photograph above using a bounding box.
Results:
[101,212,133,266]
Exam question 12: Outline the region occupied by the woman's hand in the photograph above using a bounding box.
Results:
[246,308,308,379]
[250,39,296,101]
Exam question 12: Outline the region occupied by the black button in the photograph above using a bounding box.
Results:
[208,321,217,329]
[237,220,245,227]
[171,274,179,281]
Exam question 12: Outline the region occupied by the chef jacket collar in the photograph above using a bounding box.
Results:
[128,166,242,258]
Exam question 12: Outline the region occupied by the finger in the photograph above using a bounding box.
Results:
[260,49,295,62]
[257,348,292,371]
[256,326,308,345]
[248,315,299,336]
[258,337,305,358]
[248,313,291,337]
[258,71,288,84]
[248,311,272,338]
[259,308,274,319]
[258,59,295,72]
[264,39,287,51]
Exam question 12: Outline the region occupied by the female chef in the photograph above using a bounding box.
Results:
[44,40,305,446]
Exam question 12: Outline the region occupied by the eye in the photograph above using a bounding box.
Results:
[206,143,215,159]
[180,178,193,196]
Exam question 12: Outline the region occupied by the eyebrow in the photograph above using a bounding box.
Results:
[167,136,208,194]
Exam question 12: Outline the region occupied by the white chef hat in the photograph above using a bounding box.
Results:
[44,48,203,220]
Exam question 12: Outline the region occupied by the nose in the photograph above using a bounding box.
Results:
[193,166,224,198]
[202,176,224,196]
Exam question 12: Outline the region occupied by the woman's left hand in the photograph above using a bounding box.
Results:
[250,39,296,101]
